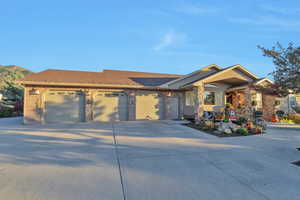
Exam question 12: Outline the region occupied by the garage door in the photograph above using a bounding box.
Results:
[93,92,128,122]
[136,92,163,120]
[165,96,179,119]
[44,91,85,123]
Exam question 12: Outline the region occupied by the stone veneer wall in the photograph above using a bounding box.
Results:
[262,94,276,122]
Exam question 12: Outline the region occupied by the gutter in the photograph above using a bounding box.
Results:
[17,81,185,91]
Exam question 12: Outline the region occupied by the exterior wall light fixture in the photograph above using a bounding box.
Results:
[29,88,40,95]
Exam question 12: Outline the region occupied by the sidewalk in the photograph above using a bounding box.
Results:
[267,122,300,130]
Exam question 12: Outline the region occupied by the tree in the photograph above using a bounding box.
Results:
[258,42,300,95]
[0,70,24,114]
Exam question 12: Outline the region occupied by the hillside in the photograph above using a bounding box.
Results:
[0,65,33,77]
[0,65,33,87]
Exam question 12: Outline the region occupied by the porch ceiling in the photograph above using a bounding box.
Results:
[208,78,250,86]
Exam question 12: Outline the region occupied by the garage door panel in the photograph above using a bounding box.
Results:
[93,93,128,122]
[45,91,84,123]
[166,97,179,119]
[136,93,163,120]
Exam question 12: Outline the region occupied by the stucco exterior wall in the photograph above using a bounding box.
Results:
[23,86,184,124]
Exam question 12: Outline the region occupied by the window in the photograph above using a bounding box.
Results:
[185,91,195,106]
[204,91,215,105]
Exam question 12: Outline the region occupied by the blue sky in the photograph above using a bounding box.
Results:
[1,0,300,78]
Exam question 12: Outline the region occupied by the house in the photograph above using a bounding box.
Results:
[19,64,278,124]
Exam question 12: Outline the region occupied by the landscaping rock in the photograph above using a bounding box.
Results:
[224,128,232,134]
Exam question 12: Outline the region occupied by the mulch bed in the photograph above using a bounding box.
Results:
[292,161,300,167]
[183,123,265,138]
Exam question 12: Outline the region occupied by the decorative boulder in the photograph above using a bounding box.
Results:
[230,124,240,133]
[224,128,232,134]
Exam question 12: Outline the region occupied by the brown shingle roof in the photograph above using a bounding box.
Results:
[19,69,182,88]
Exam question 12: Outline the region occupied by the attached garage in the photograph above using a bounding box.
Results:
[44,91,85,123]
[20,69,183,124]
[135,92,164,120]
[93,92,128,122]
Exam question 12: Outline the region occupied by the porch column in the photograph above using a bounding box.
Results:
[244,87,253,120]
[195,83,205,123]
[84,89,93,122]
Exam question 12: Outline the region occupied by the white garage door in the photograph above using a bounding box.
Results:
[44,91,85,123]
[136,92,163,120]
[93,92,128,122]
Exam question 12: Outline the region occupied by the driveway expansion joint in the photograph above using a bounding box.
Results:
[111,123,127,200]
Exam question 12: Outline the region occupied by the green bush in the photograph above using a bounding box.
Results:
[0,106,13,118]
[223,119,230,123]
[236,117,247,125]
[237,128,248,135]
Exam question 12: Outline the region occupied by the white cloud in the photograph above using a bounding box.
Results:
[228,15,300,30]
[153,30,186,51]
[259,4,300,15]
[174,4,218,15]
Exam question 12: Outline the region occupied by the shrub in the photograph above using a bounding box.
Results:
[276,110,285,119]
[237,128,248,135]
[223,119,230,123]
[0,106,13,118]
[236,117,247,125]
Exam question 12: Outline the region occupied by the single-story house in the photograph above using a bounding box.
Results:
[19,64,280,124]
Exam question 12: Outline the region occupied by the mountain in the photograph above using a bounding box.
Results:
[0,65,33,90]
[0,65,33,77]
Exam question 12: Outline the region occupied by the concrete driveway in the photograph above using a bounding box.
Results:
[0,118,299,200]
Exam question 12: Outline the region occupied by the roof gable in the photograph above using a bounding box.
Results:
[187,64,259,87]
[162,64,221,88]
